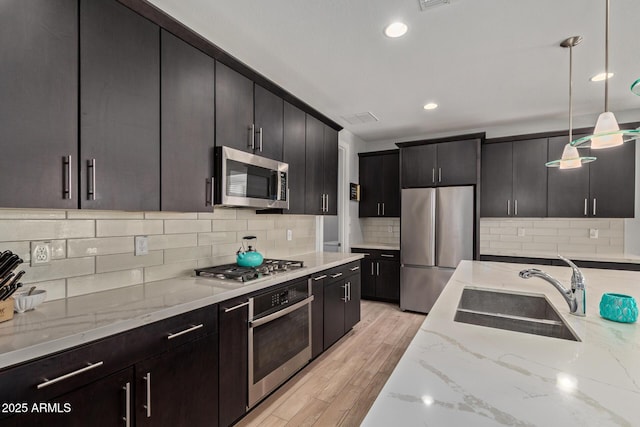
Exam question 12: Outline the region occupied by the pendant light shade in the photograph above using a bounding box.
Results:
[632,78,640,96]
[591,111,623,148]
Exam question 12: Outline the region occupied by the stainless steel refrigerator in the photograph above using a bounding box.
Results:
[400,186,474,313]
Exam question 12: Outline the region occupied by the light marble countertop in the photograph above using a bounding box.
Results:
[350,243,400,251]
[363,260,640,426]
[481,250,640,264]
[0,252,363,370]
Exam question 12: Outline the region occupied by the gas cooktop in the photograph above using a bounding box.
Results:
[194,259,305,282]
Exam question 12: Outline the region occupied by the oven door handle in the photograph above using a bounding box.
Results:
[249,295,314,328]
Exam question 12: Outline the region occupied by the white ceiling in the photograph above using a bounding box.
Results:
[147,0,640,142]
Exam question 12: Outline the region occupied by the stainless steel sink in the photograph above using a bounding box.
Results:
[454,287,580,341]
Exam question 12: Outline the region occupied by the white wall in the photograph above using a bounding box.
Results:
[338,129,366,248]
[624,139,640,255]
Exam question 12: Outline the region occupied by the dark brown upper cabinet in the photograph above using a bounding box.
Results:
[481,138,548,217]
[215,62,255,153]
[283,102,306,214]
[549,133,635,219]
[359,151,400,217]
[80,0,160,211]
[254,84,284,161]
[305,116,338,215]
[400,139,479,188]
[0,0,78,209]
[160,30,215,212]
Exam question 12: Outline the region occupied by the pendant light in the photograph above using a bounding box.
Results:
[572,0,640,148]
[546,36,596,169]
[632,78,640,96]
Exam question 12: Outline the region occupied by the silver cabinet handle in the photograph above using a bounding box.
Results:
[382,203,385,216]
[122,382,131,427]
[514,199,518,216]
[321,194,325,212]
[593,198,597,216]
[313,274,327,281]
[206,177,214,206]
[37,361,104,389]
[348,281,351,301]
[507,199,511,216]
[331,272,343,278]
[258,127,263,152]
[584,198,588,216]
[249,124,255,149]
[87,158,96,200]
[63,155,72,199]
[380,254,394,258]
[376,262,380,276]
[432,168,435,183]
[326,194,329,212]
[223,301,249,312]
[342,283,347,302]
[144,372,151,418]
[250,296,314,327]
[377,203,380,216]
[350,266,359,271]
[371,262,374,275]
[167,323,204,340]
[438,167,442,183]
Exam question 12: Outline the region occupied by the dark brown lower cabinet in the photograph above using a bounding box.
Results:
[311,275,325,359]
[135,334,218,427]
[323,268,361,349]
[353,250,400,303]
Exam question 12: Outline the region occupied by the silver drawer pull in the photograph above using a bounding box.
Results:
[223,301,249,312]
[167,324,204,340]
[144,372,151,417]
[350,266,360,271]
[380,254,395,258]
[330,272,343,278]
[313,274,327,281]
[122,382,131,427]
[37,361,104,389]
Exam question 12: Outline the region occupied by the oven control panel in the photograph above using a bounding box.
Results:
[252,279,309,319]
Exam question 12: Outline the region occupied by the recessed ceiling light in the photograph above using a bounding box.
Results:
[384,22,408,38]
[590,72,614,82]
[423,103,438,110]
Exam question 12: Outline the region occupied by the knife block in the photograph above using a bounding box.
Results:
[0,298,14,322]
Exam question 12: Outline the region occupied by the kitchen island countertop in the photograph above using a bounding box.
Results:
[363,260,640,426]
[0,252,363,370]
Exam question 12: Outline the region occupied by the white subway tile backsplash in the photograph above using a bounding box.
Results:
[0,220,94,241]
[164,220,211,234]
[97,220,163,237]
[247,219,275,231]
[21,257,95,283]
[164,246,212,263]
[67,269,144,297]
[96,251,164,273]
[32,279,66,301]
[67,210,143,219]
[557,243,597,253]
[197,232,237,246]
[0,209,66,219]
[145,261,197,282]
[144,212,198,220]
[522,242,558,252]
[211,219,247,232]
[0,241,30,260]
[147,234,198,250]
[558,228,588,237]
[524,228,557,236]
[569,220,611,229]
[67,237,133,257]
[489,241,521,250]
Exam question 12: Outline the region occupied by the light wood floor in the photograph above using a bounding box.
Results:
[235,300,426,427]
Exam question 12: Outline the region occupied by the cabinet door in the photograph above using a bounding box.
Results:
[80,0,160,211]
[215,62,254,152]
[401,144,437,188]
[161,30,215,212]
[305,115,325,214]
[513,138,548,217]
[254,84,284,161]
[310,275,325,358]
[0,0,78,209]
[136,334,218,427]
[481,143,513,217]
[359,155,383,217]
[324,126,339,215]
[589,140,635,218]
[344,273,361,332]
[436,139,478,186]
[547,135,590,217]
[360,258,376,298]
[323,279,346,349]
[382,152,400,216]
[376,259,400,302]
[283,102,306,214]
[218,298,249,427]
[5,368,134,427]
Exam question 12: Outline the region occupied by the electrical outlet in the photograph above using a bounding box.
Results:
[518,228,526,237]
[135,235,149,256]
[589,228,599,239]
[286,229,293,241]
[30,241,51,266]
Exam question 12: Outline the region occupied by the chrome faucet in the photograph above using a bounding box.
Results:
[519,255,586,316]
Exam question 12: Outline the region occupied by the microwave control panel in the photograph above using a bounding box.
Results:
[279,172,287,200]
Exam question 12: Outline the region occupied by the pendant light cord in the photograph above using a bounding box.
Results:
[569,43,574,143]
[605,0,610,112]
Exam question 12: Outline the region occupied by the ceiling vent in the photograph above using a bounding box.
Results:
[418,0,451,11]
[341,112,379,125]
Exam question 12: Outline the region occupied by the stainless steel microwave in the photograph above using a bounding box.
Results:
[214,146,289,209]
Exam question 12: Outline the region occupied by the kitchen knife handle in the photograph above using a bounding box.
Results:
[167,324,204,340]
[593,198,597,216]
[122,382,131,427]
[584,198,588,216]
[37,361,104,389]
[258,127,263,152]
[144,372,151,417]
[87,159,96,200]
[223,301,250,312]
[249,124,255,149]
[63,155,72,199]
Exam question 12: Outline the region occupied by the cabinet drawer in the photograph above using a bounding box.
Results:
[352,249,399,261]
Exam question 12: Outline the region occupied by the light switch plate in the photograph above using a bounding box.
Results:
[135,235,149,256]
[286,230,293,241]
[589,229,599,239]
[517,228,526,237]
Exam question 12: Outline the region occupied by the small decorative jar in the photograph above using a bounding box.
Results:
[599,293,638,323]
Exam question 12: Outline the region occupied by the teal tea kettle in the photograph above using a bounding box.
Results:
[236,236,264,268]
